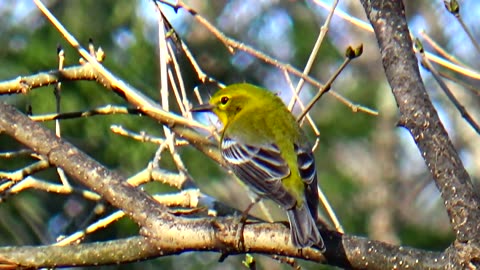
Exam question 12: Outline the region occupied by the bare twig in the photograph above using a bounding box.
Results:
[110,125,189,146]
[6,176,100,201]
[418,30,466,67]
[33,0,205,130]
[314,0,480,81]
[444,0,480,54]
[0,159,50,192]
[158,0,378,117]
[437,70,480,96]
[53,46,71,188]
[297,45,363,122]
[33,0,223,166]
[30,106,143,122]
[0,149,34,158]
[415,38,480,134]
[317,184,344,233]
[288,0,339,111]
[283,70,320,137]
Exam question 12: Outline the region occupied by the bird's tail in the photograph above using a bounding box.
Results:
[286,204,325,250]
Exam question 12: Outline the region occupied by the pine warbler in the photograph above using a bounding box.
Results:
[192,83,324,249]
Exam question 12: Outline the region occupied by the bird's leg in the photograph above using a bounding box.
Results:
[235,194,263,250]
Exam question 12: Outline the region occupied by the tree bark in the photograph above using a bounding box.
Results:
[359,0,480,268]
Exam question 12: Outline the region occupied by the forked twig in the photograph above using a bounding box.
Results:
[415,39,480,134]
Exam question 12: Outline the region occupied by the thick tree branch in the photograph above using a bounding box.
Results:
[360,0,480,267]
[0,231,445,269]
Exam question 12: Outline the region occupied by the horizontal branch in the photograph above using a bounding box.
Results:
[0,226,444,269]
[0,64,103,95]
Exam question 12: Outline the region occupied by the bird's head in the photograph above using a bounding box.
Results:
[191,83,273,126]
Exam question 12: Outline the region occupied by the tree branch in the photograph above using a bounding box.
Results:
[0,64,223,166]
[359,0,480,267]
[0,99,450,270]
[0,230,446,269]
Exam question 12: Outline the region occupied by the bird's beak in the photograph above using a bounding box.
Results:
[190,103,214,112]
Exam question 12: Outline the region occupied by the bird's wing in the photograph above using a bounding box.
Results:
[295,143,320,221]
[221,137,297,207]
[295,144,316,185]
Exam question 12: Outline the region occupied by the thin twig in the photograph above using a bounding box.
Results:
[33,0,207,130]
[54,189,204,246]
[0,149,34,158]
[444,0,480,54]
[455,16,480,54]
[297,52,355,122]
[415,39,480,134]
[0,160,50,192]
[33,0,223,167]
[314,0,480,81]
[158,0,378,117]
[167,43,188,117]
[418,30,465,67]
[155,5,178,175]
[55,210,125,246]
[283,70,320,137]
[288,0,339,111]
[437,70,480,96]
[110,125,189,146]
[54,45,71,188]
[318,186,344,233]
[30,106,143,122]
[6,176,101,201]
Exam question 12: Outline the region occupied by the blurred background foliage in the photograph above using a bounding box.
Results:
[1,0,479,269]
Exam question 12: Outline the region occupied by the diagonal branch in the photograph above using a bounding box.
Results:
[0,230,445,269]
[359,0,480,267]
[0,102,172,232]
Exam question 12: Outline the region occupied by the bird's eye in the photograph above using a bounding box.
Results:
[220,96,229,105]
